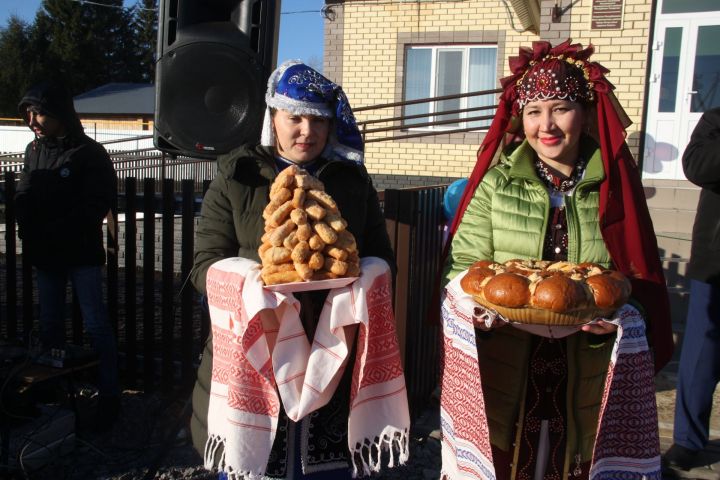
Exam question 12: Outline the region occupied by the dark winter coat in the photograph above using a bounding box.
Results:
[15,82,116,269]
[190,144,394,291]
[683,107,720,285]
[189,144,395,474]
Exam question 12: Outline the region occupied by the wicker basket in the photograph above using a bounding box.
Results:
[472,294,616,326]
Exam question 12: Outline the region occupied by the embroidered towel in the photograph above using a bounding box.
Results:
[440,271,661,480]
[205,256,410,479]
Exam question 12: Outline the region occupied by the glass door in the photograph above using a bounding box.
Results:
[689,25,720,113]
[645,14,720,179]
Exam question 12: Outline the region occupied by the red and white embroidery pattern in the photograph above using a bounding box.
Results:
[212,325,280,416]
[440,283,496,480]
[204,257,410,478]
[441,272,661,480]
[352,274,404,401]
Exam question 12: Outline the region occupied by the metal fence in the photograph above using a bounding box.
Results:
[0,131,216,193]
[354,88,501,143]
[384,185,446,417]
[1,171,447,413]
[0,90,480,406]
[1,174,204,391]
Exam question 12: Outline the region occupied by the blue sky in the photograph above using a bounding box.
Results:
[0,0,324,66]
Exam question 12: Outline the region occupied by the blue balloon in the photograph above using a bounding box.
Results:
[443,178,469,222]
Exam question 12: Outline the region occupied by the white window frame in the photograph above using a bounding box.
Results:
[403,44,498,131]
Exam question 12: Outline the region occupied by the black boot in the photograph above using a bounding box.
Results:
[663,443,701,475]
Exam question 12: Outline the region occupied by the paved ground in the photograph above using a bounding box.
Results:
[2,359,718,479]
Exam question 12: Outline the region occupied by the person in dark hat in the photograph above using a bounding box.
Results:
[15,80,120,430]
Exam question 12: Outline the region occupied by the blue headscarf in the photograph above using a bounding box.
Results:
[261,60,364,163]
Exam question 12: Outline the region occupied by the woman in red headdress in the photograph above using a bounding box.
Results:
[438,40,673,480]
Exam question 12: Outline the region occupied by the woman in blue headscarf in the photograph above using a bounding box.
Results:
[189,60,397,479]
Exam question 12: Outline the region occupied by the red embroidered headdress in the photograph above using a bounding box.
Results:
[445,39,673,372]
[503,40,611,115]
[515,50,596,109]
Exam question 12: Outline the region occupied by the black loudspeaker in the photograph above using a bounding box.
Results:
[154,0,279,158]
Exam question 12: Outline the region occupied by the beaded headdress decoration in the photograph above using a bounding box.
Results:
[515,52,595,109]
[261,60,364,163]
[502,40,610,116]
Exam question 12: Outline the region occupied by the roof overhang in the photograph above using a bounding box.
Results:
[508,0,540,34]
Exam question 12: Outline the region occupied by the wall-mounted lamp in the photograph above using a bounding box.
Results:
[551,0,581,23]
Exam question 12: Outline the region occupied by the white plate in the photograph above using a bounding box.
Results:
[264,277,358,293]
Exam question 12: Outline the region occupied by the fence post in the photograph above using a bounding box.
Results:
[409,187,444,413]
[383,186,446,420]
[124,178,138,386]
[180,180,196,382]
[382,189,412,366]
[199,180,211,345]
[4,172,17,339]
[13,189,35,340]
[161,179,175,388]
[107,178,119,336]
[143,177,156,390]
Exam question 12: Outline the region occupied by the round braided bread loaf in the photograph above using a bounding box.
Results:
[460,259,631,325]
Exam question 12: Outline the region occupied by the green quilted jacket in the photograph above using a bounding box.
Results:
[443,137,615,477]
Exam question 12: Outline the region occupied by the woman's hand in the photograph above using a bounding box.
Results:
[472,306,508,331]
[580,319,618,335]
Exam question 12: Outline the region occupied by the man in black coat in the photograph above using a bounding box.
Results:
[664,106,720,474]
[15,81,120,429]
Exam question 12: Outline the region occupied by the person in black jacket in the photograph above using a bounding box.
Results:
[664,106,720,474]
[15,81,120,429]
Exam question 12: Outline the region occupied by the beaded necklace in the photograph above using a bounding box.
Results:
[534,156,588,261]
[534,156,588,193]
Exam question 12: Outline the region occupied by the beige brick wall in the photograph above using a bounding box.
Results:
[537,0,652,156]
[324,0,652,187]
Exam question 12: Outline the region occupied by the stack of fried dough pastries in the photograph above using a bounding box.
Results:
[460,259,632,325]
[259,165,361,286]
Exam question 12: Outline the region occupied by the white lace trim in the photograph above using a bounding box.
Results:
[265,94,333,118]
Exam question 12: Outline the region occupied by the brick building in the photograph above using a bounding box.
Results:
[320,0,720,271]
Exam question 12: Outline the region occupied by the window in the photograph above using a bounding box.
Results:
[658,27,682,113]
[691,25,720,112]
[661,0,719,14]
[403,45,498,130]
